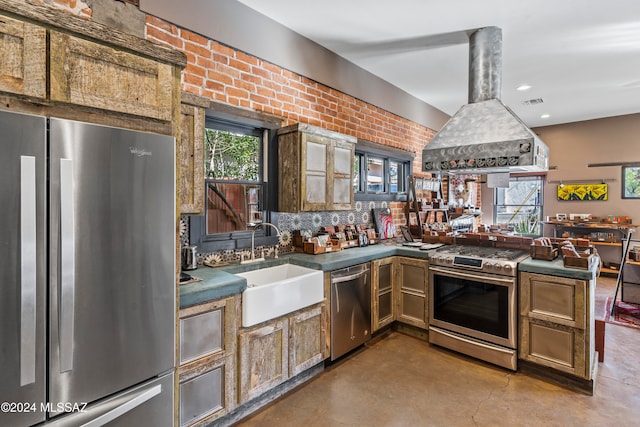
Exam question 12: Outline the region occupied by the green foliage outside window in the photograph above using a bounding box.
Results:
[205,128,260,181]
[623,166,640,198]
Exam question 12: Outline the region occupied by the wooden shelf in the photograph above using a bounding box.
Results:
[590,241,621,246]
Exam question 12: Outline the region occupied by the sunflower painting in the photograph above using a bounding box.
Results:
[557,183,608,201]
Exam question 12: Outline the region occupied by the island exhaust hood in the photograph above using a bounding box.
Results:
[422,27,549,174]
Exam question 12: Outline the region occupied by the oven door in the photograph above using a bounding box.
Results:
[429,266,516,349]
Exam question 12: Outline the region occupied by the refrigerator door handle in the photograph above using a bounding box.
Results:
[20,156,37,386]
[81,384,162,427]
[59,158,75,373]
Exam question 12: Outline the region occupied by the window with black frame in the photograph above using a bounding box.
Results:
[189,110,280,253]
[622,165,640,199]
[353,140,412,200]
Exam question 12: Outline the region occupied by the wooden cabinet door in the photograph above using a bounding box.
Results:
[0,15,46,98]
[332,140,354,209]
[179,93,207,215]
[50,31,175,121]
[395,257,428,329]
[301,134,330,211]
[179,354,235,427]
[519,272,586,329]
[238,319,289,403]
[519,317,587,378]
[289,305,326,376]
[372,257,395,331]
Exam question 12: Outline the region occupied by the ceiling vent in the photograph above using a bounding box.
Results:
[522,98,544,106]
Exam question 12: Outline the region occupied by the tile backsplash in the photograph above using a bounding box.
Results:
[181,200,400,266]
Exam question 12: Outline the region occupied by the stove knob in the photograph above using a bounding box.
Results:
[492,263,502,272]
[445,257,453,264]
[503,264,513,274]
[483,262,493,270]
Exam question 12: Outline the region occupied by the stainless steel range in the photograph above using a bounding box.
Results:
[428,245,529,370]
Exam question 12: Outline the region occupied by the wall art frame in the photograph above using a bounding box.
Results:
[557,183,608,201]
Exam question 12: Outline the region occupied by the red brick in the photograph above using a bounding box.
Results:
[206,70,233,86]
[183,73,203,87]
[184,41,211,59]
[146,26,183,49]
[182,30,209,46]
[229,58,251,73]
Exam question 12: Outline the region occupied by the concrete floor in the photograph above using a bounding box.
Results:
[235,277,640,426]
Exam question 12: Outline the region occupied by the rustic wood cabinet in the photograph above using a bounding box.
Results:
[0,15,46,99]
[519,272,595,380]
[372,257,395,332]
[178,296,239,427]
[289,305,326,376]
[238,317,289,404]
[277,123,356,212]
[49,31,176,121]
[238,302,327,404]
[0,3,185,133]
[395,257,429,329]
[179,92,208,215]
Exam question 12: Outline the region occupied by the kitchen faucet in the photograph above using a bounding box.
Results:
[241,222,281,264]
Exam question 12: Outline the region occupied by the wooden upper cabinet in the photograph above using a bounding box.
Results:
[278,123,356,212]
[179,92,208,215]
[49,31,175,121]
[0,15,46,98]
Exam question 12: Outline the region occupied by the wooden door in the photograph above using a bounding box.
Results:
[289,305,326,376]
[238,319,289,403]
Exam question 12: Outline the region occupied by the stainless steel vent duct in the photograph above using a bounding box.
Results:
[422,27,549,174]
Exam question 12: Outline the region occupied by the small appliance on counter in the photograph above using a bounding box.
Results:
[181,245,198,271]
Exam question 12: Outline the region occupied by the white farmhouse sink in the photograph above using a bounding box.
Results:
[237,264,324,327]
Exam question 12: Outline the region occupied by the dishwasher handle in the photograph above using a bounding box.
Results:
[331,268,369,284]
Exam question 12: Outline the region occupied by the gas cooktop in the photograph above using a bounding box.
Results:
[429,244,529,276]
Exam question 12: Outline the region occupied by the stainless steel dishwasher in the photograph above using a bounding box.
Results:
[330,263,371,360]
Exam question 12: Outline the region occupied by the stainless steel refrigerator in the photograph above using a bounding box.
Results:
[1,110,176,426]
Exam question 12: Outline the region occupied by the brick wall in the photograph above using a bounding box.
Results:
[45,0,92,18]
[144,15,436,177]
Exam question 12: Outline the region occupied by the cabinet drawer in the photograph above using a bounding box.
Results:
[179,366,224,426]
[180,309,223,364]
[519,317,586,378]
[520,272,586,329]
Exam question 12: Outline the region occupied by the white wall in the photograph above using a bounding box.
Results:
[535,113,640,221]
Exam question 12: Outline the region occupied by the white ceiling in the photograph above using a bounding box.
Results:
[236,0,640,128]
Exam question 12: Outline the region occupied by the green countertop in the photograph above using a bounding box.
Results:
[179,243,600,308]
[518,256,599,280]
[178,243,432,308]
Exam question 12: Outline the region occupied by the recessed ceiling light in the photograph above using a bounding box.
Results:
[540,114,550,119]
[517,84,532,91]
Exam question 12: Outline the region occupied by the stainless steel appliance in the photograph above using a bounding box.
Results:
[330,263,371,360]
[1,110,176,426]
[428,245,529,370]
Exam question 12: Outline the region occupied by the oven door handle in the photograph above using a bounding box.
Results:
[431,327,515,355]
[429,266,515,285]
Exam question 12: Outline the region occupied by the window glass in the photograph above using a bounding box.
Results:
[389,160,405,193]
[353,154,361,192]
[205,129,260,180]
[204,125,264,235]
[494,177,544,235]
[367,157,384,193]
